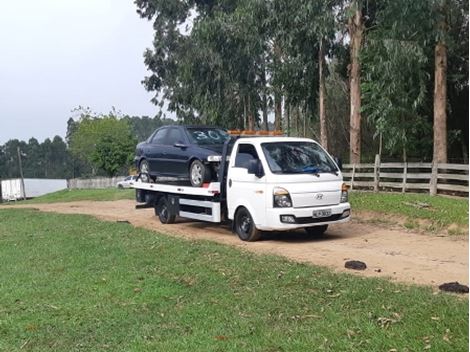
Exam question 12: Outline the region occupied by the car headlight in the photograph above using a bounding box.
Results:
[207,155,222,162]
[340,183,349,203]
[273,187,292,208]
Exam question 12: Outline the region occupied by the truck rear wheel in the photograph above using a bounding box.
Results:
[305,225,328,237]
[234,207,261,242]
[155,197,176,224]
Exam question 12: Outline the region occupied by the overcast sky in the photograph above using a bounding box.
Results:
[0,0,160,144]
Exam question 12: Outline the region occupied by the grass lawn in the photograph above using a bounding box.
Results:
[0,208,467,351]
[11,188,134,204]
[350,191,468,233]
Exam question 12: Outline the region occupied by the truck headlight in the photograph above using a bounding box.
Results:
[340,183,349,203]
[273,187,292,208]
[207,155,222,162]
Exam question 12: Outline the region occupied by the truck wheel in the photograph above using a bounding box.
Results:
[234,207,261,241]
[139,159,151,183]
[305,225,328,237]
[155,197,176,224]
[189,159,210,187]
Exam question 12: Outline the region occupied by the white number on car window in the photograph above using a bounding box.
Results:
[208,130,221,140]
[193,131,209,140]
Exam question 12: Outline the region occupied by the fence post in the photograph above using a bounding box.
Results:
[402,162,407,193]
[430,161,438,195]
[350,163,356,190]
[373,154,380,192]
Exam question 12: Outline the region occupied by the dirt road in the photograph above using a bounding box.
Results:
[14,200,468,287]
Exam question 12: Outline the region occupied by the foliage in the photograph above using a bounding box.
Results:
[0,208,467,351]
[136,0,469,162]
[0,136,72,179]
[69,109,137,176]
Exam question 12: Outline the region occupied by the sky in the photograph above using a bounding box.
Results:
[0,0,160,144]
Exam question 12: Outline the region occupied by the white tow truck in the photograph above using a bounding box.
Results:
[133,133,351,241]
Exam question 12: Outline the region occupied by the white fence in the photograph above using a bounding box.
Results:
[67,176,126,189]
[343,157,468,196]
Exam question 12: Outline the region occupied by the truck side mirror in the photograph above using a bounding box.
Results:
[334,156,343,171]
[248,159,264,178]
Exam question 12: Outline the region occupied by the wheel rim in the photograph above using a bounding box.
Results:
[160,203,168,221]
[191,164,203,185]
[238,212,251,236]
[140,161,149,174]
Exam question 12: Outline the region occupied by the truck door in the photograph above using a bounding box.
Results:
[226,143,267,225]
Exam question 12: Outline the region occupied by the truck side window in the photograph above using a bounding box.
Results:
[235,144,260,169]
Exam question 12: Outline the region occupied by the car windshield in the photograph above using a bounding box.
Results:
[261,141,338,174]
[187,128,229,145]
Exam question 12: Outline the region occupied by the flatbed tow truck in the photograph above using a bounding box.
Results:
[133,132,351,241]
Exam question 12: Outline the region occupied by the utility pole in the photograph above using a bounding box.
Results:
[17,146,26,200]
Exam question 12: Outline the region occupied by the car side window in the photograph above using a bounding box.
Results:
[165,128,184,145]
[235,144,260,169]
[151,128,168,144]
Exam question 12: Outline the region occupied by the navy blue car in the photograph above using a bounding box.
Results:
[135,125,230,187]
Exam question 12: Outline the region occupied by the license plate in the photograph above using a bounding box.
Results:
[312,209,331,218]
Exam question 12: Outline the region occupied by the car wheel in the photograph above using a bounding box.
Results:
[118,184,124,189]
[189,159,210,187]
[304,225,328,237]
[155,197,176,224]
[139,159,151,183]
[234,207,261,241]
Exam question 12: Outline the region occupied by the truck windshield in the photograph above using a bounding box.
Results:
[261,142,338,174]
[187,128,229,145]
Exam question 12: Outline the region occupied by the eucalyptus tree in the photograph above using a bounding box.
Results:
[361,0,468,162]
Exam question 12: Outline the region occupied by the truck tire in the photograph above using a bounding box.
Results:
[305,225,328,237]
[155,197,176,224]
[189,159,210,187]
[234,207,261,241]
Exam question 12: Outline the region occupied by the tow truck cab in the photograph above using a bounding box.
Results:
[226,137,351,233]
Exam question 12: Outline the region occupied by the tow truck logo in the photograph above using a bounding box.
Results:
[315,193,324,200]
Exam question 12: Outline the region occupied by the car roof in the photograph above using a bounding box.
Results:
[160,125,224,130]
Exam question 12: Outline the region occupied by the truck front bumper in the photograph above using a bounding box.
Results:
[259,202,351,231]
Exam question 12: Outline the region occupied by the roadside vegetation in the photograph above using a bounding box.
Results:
[350,191,469,234]
[0,208,467,351]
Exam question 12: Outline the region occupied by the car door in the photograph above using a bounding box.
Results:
[162,127,190,176]
[227,143,267,226]
[147,127,169,173]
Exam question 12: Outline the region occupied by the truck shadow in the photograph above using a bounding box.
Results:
[260,230,344,243]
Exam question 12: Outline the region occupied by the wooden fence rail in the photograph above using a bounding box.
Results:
[342,158,468,196]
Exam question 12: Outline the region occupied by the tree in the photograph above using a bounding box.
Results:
[69,110,137,176]
[347,0,364,163]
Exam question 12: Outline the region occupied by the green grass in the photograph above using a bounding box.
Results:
[10,188,134,204]
[350,191,469,231]
[0,209,467,351]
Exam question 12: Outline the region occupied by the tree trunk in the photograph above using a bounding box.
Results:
[286,101,291,136]
[274,92,282,131]
[261,60,269,131]
[348,1,363,164]
[319,39,328,149]
[247,94,255,131]
[433,43,448,163]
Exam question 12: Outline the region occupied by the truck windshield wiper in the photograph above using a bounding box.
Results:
[301,166,320,176]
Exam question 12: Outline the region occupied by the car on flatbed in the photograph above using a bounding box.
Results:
[134,133,351,241]
[134,125,229,187]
